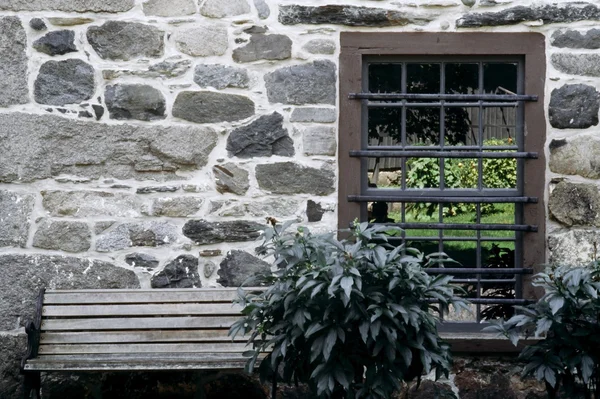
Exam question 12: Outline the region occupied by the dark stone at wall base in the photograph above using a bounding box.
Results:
[400,380,457,399]
[105,84,166,121]
[33,30,77,56]
[87,21,164,61]
[264,60,336,105]
[151,255,201,288]
[34,59,95,106]
[0,254,139,330]
[173,91,255,124]
[552,28,600,49]
[0,333,26,399]
[182,220,264,245]
[279,5,433,26]
[226,112,294,158]
[256,162,335,195]
[457,3,600,27]
[549,181,600,227]
[217,250,271,287]
[549,84,600,129]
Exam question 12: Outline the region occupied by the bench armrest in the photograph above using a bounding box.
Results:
[21,289,45,372]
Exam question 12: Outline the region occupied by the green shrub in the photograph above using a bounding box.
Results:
[230,221,468,399]
[485,262,600,398]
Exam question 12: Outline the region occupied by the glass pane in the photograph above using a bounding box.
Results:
[367,159,402,188]
[368,63,403,94]
[444,159,479,190]
[407,63,441,94]
[445,107,480,146]
[483,63,518,94]
[481,203,516,238]
[405,159,440,189]
[480,241,517,321]
[441,202,478,238]
[482,156,517,189]
[406,239,440,256]
[482,106,517,144]
[367,107,401,145]
[405,203,441,228]
[406,107,440,145]
[443,240,477,269]
[445,63,479,94]
[445,303,477,322]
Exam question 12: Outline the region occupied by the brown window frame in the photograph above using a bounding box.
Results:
[338,32,546,340]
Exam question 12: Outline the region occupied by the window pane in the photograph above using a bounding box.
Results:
[368,63,403,94]
[406,107,440,145]
[443,240,477,268]
[367,160,402,188]
[445,107,480,146]
[444,159,479,189]
[482,106,517,143]
[367,107,401,145]
[405,203,441,228]
[445,63,479,94]
[407,63,441,94]
[406,158,440,189]
[480,203,515,238]
[483,63,518,94]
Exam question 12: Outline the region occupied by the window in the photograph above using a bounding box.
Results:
[339,33,546,332]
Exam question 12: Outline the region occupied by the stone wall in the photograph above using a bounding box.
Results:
[1,0,600,397]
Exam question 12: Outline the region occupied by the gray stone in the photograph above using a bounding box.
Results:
[233,34,292,63]
[29,17,46,30]
[303,126,336,156]
[256,162,335,195]
[461,0,476,6]
[226,112,294,158]
[33,30,77,56]
[105,84,166,121]
[307,200,325,222]
[143,0,196,17]
[48,17,94,26]
[244,25,267,34]
[104,59,192,80]
[0,332,27,398]
[125,253,159,270]
[457,3,600,28]
[0,254,139,330]
[0,113,218,182]
[548,229,600,266]
[173,91,255,123]
[279,5,433,26]
[200,0,250,18]
[549,182,600,227]
[480,0,514,6]
[290,107,336,123]
[94,221,115,234]
[200,249,221,257]
[136,185,180,194]
[552,29,600,49]
[34,59,95,106]
[0,0,134,12]
[244,199,300,218]
[0,17,28,107]
[32,219,91,253]
[0,190,34,248]
[151,197,203,217]
[302,39,335,55]
[173,25,228,57]
[553,53,600,77]
[549,84,600,129]
[202,260,217,278]
[42,190,143,218]
[213,163,250,195]
[254,0,270,19]
[265,60,336,105]
[87,21,164,61]
[182,220,264,245]
[92,104,104,120]
[193,64,249,90]
[217,250,271,287]
[151,255,201,288]
[550,136,600,179]
[96,221,179,252]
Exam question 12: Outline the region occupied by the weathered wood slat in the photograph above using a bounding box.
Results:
[41,330,247,344]
[39,342,251,355]
[28,352,265,362]
[41,316,240,331]
[42,303,243,317]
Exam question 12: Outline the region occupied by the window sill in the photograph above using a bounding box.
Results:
[441,332,539,354]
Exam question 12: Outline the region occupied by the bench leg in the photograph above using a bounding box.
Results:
[23,372,41,399]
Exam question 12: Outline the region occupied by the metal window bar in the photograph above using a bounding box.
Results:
[349,195,536,203]
[350,93,538,101]
[351,150,537,159]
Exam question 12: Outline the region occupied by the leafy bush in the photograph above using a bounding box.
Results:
[485,262,600,398]
[230,221,468,399]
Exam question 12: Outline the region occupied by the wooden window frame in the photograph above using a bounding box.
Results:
[338,32,546,344]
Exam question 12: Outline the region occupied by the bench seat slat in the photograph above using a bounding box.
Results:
[39,342,251,355]
[43,303,243,317]
[41,330,246,344]
[43,289,249,304]
[41,316,240,331]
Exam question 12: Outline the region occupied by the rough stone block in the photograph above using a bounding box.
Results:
[96,221,179,252]
[549,228,600,266]
[549,181,600,227]
[552,53,600,77]
[233,34,292,63]
[87,21,164,60]
[125,253,159,271]
[302,39,335,54]
[265,60,336,105]
[32,219,91,253]
[173,25,228,57]
[143,0,196,17]
[200,0,250,18]
[226,112,294,158]
[0,254,139,330]
[306,200,325,222]
[550,136,600,179]
[151,197,203,217]
[549,84,600,129]
[32,30,77,56]
[0,332,27,398]
[0,113,218,182]
[34,59,95,106]
[302,126,336,156]
[105,84,166,121]
[0,17,31,107]
[217,250,271,287]
[104,59,191,81]
[290,107,336,123]
[182,220,264,245]
[0,190,34,248]
[193,64,249,89]
[552,28,600,49]
[254,0,269,19]
[42,190,143,218]
[211,199,300,218]
[173,91,255,123]
[279,5,433,26]
[151,255,201,288]
[0,0,134,12]
[213,163,250,195]
[256,162,335,195]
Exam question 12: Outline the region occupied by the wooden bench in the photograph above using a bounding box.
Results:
[20,287,266,399]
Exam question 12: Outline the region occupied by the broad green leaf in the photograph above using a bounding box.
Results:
[341,276,354,300]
